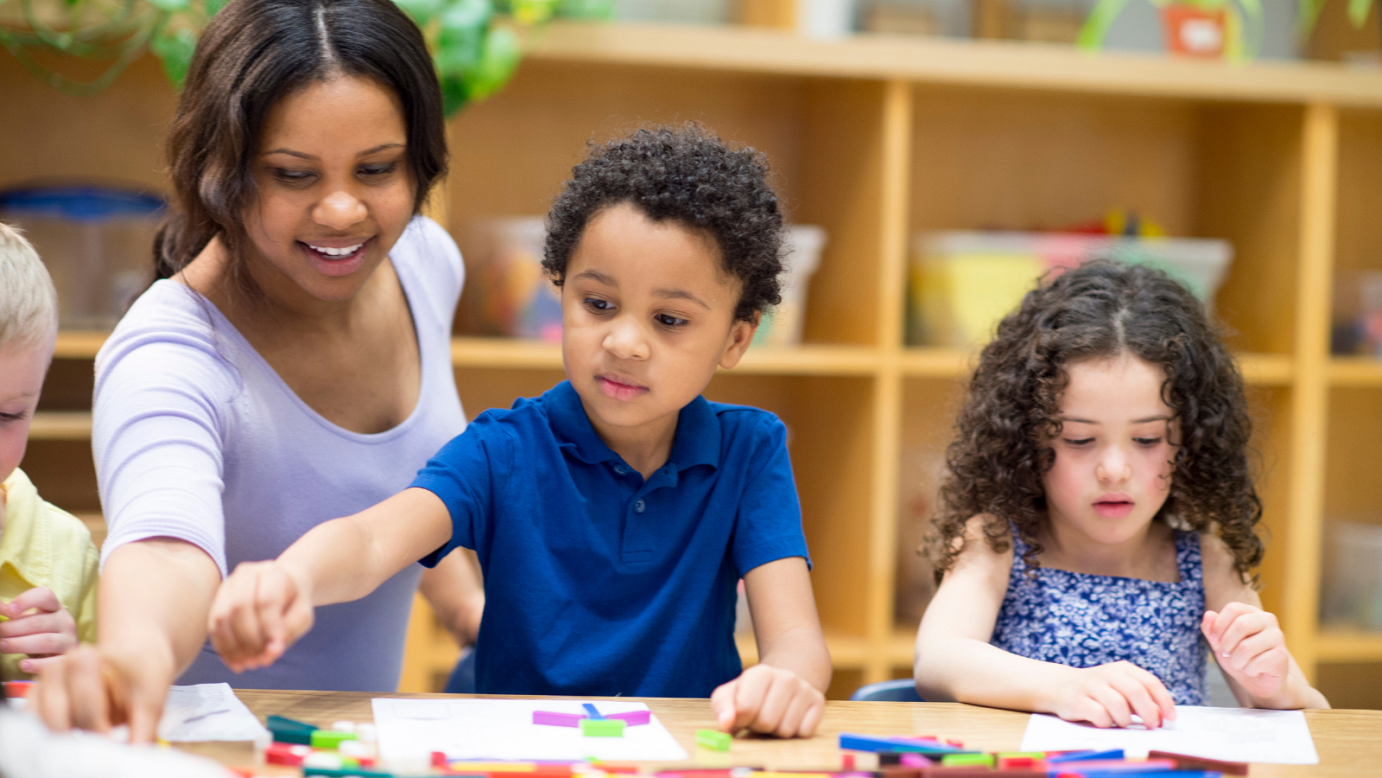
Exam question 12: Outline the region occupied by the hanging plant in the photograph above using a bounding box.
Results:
[0,0,612,115]
[1078,0,1265,60]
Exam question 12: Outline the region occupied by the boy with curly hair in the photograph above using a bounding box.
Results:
[205,125,831,737]
[0,223,99,680]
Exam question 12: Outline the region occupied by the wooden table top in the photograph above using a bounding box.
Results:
[182,691,1382,778]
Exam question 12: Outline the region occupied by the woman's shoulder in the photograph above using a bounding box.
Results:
[95,279,242,395]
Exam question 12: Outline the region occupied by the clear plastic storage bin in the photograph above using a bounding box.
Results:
[0,185,165,330]
[1322,521,1382,631]
[908,231,1233,347]
[754,225,826,348]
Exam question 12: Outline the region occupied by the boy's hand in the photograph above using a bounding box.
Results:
[710,663,825,738]
[1050,661,1177,729]
[1202,604,1288,701]
[207,560,315,672]
[0,586,79,673]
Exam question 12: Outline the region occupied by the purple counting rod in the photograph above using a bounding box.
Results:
[534,711,587,727]
[606,711,652,727]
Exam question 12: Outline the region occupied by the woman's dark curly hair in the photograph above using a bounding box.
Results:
[928,261,1264,586]
[542,124,784,322]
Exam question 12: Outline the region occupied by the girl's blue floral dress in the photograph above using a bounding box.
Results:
[990,527,1209,705]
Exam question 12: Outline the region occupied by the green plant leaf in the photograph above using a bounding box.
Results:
[206,0,229,18]
[467,22,518,100]
[441,73,470,116]
[1347,0,1374,27]
[1077,0,1130,49]
[147,0,191,11]
[150,26,196,89]
[435,0,491,77]
[557,0,615,18]
[394,0,445,25]
[510,0,558,24]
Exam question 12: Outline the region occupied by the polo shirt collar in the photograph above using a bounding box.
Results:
[548,380,721,473]
[0,469,49,589]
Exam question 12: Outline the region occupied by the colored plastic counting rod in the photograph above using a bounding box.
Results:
[311,728,360,749]
[606,710,652,726]
[534,711,588,727]
[534,709,653,728]
[838,733,968,754]
[267,714,320,745]
[1047,750,1126,763]
[1148,750,1250,775]
[695,729,732,751]
[302,767,396,778]
[940,753,994,768]
[581,718,626,737]
[583,703,606,720]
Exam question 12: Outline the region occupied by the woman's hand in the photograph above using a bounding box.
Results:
[1202,603,1288,701]
[710,663,825,738]
[0,586,79,673]
[33,643,176,743]
[1050,661,1177,729]
[207,560,315,672]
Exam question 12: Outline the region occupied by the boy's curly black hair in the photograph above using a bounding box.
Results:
[928,261,1264,586]
[542,124,784,323]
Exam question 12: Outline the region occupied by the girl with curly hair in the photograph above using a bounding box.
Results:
[914,261,1327,727]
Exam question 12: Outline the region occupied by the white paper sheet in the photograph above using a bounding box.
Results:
[371,698,689,764]
[1020,706,1319,765]
[156,683,269,742]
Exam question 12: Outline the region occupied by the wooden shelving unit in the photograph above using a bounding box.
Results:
[12,22,1382,703]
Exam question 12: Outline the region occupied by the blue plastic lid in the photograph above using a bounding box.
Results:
[0,185,165,222]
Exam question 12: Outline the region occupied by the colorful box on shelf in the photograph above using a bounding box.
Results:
[907,231,1232,347]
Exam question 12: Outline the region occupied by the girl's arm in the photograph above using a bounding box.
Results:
[1200,534,1329,710]
[915,517,1177,728]
[208,487,453,670]
[710,556,830,738]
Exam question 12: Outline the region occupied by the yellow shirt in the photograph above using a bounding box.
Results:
[0,468,98,681]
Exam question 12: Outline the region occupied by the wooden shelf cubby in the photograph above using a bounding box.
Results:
[12,21,1382,704]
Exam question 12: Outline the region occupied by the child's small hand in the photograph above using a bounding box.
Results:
[710,663,825,738]
[1052,661,1177,729]
[207,560,315,672]
[0,586,80,673]
[1202,603,1288,700]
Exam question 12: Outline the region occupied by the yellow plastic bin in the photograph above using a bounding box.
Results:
[907,231,1233,347]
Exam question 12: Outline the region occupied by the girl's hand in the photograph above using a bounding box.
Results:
[0,586,80,673]
[710,663,825,738]
[1051,661,1177,729]
[1202,604,1288,701]
[207,560,315,672]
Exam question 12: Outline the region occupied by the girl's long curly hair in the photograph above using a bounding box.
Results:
[928,261,1263,585]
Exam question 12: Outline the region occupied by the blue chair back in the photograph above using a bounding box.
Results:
[849,679,924,702]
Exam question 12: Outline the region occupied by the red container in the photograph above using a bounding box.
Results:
[1160,4,1227,57]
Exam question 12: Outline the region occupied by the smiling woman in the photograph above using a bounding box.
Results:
[30,0,485,743]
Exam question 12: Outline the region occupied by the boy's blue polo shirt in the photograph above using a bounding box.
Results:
[412,380,810,698]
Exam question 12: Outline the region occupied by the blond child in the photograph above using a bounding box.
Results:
[0,223,98,680]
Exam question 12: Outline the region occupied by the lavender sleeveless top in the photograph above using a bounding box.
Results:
[990,528,1209,705]
[94,216,466,692]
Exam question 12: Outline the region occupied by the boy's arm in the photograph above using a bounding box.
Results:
[1200,534,1329,710]
[711,557,830,738]
[914,518,1176,729]
[209,487,452,670]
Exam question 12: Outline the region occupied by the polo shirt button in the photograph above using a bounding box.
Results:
[614,465,627,475]
[633,499,646,514]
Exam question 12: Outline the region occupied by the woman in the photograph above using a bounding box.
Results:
[34,0,482,740]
